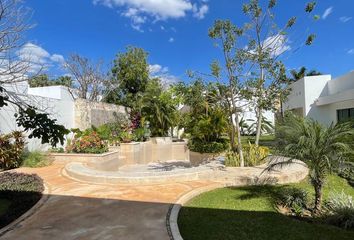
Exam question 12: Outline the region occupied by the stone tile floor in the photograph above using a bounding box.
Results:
[0,160,308,240]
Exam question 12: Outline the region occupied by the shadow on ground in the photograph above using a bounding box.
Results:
[0,193,172,240]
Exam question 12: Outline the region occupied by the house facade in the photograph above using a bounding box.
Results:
[283,71,354,125]
[0,82,127,151]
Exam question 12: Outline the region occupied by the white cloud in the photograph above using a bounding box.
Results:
[168,37,175,43]
[93,0,209,31]
[322,7,333,19]
[262,34,291,56]
[50,54,65,64]
[16,43,65,73]
[149,64,168,74]
[340,16,352,23]
[192,4,208,19]
[149,63,179,86]
[347,49,354,55]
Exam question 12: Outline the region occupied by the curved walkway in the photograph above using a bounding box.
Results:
[0,160,308,240]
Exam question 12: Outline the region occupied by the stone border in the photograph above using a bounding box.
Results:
[0,183,51,237]
[167,184,224,240]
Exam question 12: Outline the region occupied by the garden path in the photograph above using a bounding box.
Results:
[0,160,307,240]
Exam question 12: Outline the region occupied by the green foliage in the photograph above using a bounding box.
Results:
[0,131,25,170]
[106,46,149,110]
[28,74,73,88]
[142,78,178,136]
[120,131,133,143]
[66,131,108,154]
[21,151,50,168]
[325,191,354,230]
[338,163,354,187]
[15,107,70,147]
[132,128,146,142]
[273,113,354,212]
[0,172,44,228]
[225,143,269,167]
[188,139,228,154]
[275,188,309,216]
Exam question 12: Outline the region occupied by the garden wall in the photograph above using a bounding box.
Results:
[74,99,128,130]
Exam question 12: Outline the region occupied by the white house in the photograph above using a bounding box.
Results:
[0,81,126,150]
[283,71,354,125]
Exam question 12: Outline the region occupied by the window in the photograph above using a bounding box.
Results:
[337,108,354,123]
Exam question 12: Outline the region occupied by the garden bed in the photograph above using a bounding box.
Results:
[178,175,354,240]
[0,172,44,229]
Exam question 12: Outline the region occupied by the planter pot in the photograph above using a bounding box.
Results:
[189,151,216,166]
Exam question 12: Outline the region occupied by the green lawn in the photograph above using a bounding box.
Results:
[0,199,11,216]
[178,175,354,240]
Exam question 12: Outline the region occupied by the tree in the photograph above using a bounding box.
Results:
[290,67,322,81]
[208,20,246,166]
[64,54,107,101]
[141,78,178,136]
[242,0,317,146]
[0,0,69,147]
[28,74,73,88]
[106,46,149,112]
[269,114,354,214]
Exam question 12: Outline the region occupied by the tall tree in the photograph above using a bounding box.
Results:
[106,46,149,112]
[208,20,246,166]
[64,54,107,101]
[242,0,317,145]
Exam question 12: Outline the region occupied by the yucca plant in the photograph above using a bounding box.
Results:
[268,114,354,214]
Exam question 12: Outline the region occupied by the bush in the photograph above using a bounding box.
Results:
[0,172,44,228]
[275,187,309,216]
[21,151,51,168]
[188,139,228,154]
[66,131,108,154]
[225,143,270,167]
[337,163,354,187]
[325,191,354,230]
[0,131,25,170]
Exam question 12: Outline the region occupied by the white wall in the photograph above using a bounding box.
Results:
[0,84,75,151]
[283,72,354,126]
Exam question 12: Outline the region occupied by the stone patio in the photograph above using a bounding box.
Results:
[0,159,308,240]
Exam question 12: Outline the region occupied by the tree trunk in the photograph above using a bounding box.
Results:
[255,108,262,146]
[313,182,323,215]
[234,112,244,167]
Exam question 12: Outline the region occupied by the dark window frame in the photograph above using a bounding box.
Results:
[337,108,354,123]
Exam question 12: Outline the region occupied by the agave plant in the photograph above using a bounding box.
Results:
[268,114,354,214]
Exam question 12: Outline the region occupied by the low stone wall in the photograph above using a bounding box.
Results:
[49,151,124,171]
[120,138,189,165]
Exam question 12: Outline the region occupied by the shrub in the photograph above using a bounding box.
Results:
[188,139,229,154]
[66,131,108,154]
[225,143,269,167]
[337,163,354,187]
[0,172,44,228]
[225,150,240,167]
[133,128,146,142]
[21,151,51,168]
[275,187,309,216]
[0,131,25,170]
[325,191,354,230]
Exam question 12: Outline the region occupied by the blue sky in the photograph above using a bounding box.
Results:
[22,0,354,82]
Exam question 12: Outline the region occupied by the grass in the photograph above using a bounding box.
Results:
[21,151,51,168]
[178,175,354,240]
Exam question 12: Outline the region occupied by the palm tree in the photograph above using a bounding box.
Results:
[290,67,322,81]
[268,114,354,214]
